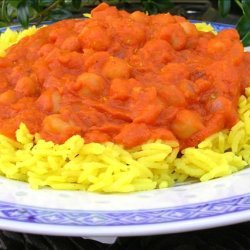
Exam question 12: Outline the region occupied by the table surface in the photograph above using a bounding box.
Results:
[0,222,249,249]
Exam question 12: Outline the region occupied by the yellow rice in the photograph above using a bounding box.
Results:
[0,26,37,57]
[0,22,248,193]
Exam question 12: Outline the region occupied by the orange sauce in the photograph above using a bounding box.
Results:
[0,3,250,149]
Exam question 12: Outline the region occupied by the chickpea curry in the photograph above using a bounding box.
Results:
[0,3,250,149]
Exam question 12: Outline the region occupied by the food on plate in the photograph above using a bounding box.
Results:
[0,3,249,192]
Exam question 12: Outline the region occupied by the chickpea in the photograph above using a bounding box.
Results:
[140,39,175,65]
[208,96,237,127]
[74,72,105,96]
[91,2,109,14]
[171,109,204,139]
[119,10,130,18]
[151,128,177,142]
[178,80,196,100]
[171,28,187,50]
[0,90,17,105]
[194,79,211,93]
[109,78,138,99]
[79,25,111,51]
[151,14,176,26]
[161,63,190,83]
[15,76,39,96]
[217,29,240,41]
[36,89,61,113]
[111,20,145,47]
[84,51,109,73]
[179,22,198,37]
[58,52,85,69]
[208,96,232,115]
[124,24,146,46]
[102,56,131,80]
[42,114,80,142]
[48,28,64,43]
[207,37,232,55]
[130,11,149,24]
[158,85,186,106]
[159,23,187,51]
[114,123,151,148]
[91,2,119,20]
[229,42,244,65]
[61,36,81,51]
[38,44,54,57]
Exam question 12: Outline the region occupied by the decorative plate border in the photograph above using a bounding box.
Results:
[190,20,234,31]
[209,22,234,31]
[0,194,248,226]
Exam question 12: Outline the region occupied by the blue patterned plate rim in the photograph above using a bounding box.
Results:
[0,193,248,226]
[0,21,249,236]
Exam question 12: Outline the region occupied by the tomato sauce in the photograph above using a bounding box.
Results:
[0,3,250,149]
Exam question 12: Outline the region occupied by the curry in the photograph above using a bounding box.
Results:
[0,3,249,149]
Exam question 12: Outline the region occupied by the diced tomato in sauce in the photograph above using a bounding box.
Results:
[0,2,250,149]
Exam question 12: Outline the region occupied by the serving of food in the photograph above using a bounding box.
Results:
[0,3,250,194]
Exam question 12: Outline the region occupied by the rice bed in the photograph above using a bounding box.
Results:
[0,24,248,193]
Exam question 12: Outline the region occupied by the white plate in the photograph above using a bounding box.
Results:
[0,22,249,238]
[0,169,249,237]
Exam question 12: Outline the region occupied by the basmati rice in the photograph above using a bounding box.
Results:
[0,22,248,193]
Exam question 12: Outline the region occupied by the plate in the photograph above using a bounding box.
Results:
[0,22,249,238]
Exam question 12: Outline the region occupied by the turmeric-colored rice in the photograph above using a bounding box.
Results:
[0,23,248,193]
